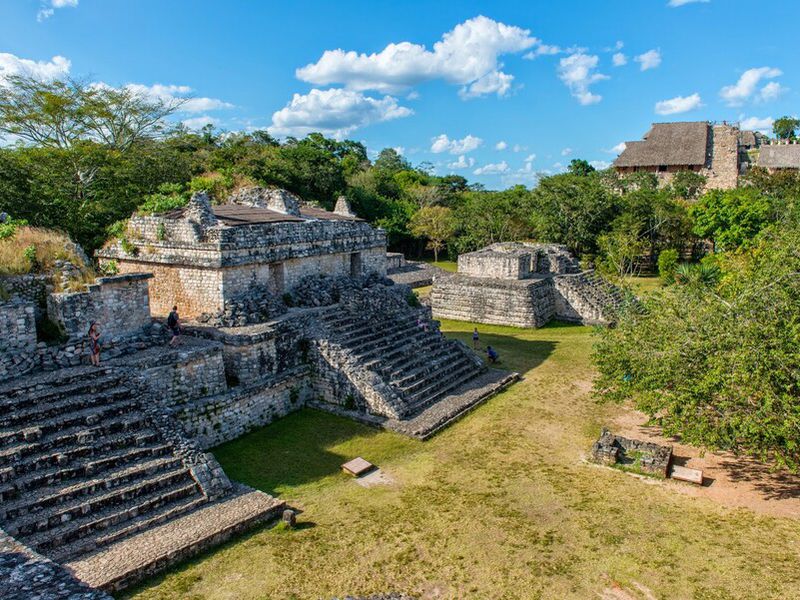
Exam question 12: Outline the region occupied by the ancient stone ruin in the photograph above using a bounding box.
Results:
[431,242,624,328]
[590,428,673,478]
[0,187,517,596]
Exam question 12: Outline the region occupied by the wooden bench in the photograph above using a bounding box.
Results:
[671,465,703,485]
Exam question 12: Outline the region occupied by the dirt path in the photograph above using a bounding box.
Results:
[613,410,800,519]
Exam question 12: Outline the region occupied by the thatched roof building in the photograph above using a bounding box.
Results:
[757,144,800,170]
[613,122,710,168]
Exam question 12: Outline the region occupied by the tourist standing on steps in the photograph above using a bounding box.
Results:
[472,327,479,349]
[88,322,101,366]
[167,305,181,346]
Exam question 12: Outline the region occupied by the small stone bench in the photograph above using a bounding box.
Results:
[671,465,704,485]
[341,457,374,477]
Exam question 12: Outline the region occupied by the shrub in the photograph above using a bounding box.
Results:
[99,260,118,276]
[406,291,421,307]
[156,223,167,241]
[120,238,139,256]
[657,249,679,282]
[0,217,28,240]
[137,192,189,215]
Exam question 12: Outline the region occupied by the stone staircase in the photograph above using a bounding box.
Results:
[553,271,626,324]
[0,366,211,564]
[315,287,486,419]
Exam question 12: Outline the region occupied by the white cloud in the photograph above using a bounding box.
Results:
[654,93,703,115]
[522,43,563,59]
[473,161,509,175]
[495,140,507,150]
[406,91,420,100]
[758,81,784,102]
[609,142,627,154]
[447,155,475,169]
[739,115,774,134]
[120,83,234,113]
[296,16,536,98]
[392,146,405,156]
[0,52,71,83]
[612,52,628,67]
[590,160,611,170]
[668,0,708,6]
[635,49,662,71]
[37,0,77,21]
[501,154,539,186]
[720,67,782,106]
[557,52,608,105]
[512,144,527,152]
[561,147,572,156]
[182,115,219,130]
[430,133,483,154]
[269,88,412,138]
[524,153,536,163]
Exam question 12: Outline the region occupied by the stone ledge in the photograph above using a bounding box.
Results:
[64,484,284,593]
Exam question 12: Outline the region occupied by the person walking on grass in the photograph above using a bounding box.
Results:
[472,327,480,349]
[88,322,101,366]
[167,305,181,346]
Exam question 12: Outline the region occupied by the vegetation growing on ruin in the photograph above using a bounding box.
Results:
[0,225,87,275]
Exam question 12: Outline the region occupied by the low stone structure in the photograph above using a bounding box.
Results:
[590,428,672,478]
[0,300,37,379]
[431,243,623,328]
[756,140,800,171]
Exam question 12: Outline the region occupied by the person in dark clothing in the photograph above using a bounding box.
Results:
[167,306,181,346]
[88,322,101,366]
[486,345,499,364]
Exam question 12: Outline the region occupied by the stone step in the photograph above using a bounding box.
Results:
[50,493,210,563]
[355,328,436,365]
[384,342,465,383]
[25,478,203,558]
[0,396,141,442]
[0,386,133,429]
[0,365,116,400]
[0,417,151,469]
[394,354,475,395]
[333,313,419,342]
[403,362,483,415]
[1,451,179,521]
[334,315,418,347]
[0,372,126,413]
[8,465,198,541]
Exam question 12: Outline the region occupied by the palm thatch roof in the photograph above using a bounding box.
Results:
[613,122,710,168]
[757,144,800,169]
[738,130,759,148]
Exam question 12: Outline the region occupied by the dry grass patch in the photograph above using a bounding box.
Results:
[0,226,87,276]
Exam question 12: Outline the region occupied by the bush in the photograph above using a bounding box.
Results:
[137,192,189,215]
[0,217,28,240]
[406,290,421,307]
[657,249,679,282]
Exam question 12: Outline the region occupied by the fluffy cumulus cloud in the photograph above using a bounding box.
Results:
[269,88,412,138]
[473,160,509,175]
[430,133,483,154]
[501,154,539,186]
[609,142,627,154]
[668,0,709,6]
[612,53,627,67]
[557,52,608,105]
[561,147,572,156]
[182,115,219,130]
[635,49,662,71]
[447,155,475,169]
[589,160,611,170]
[720,67,783,106]
[739,115,774,134]
[296,16,535,99]
[0,52,71,83]
[654,93,703,115]
[37,0,78,22]
[121,83,234,113]
[495,140,507,151]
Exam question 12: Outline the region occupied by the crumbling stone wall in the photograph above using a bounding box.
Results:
[591,428,672,478]
[138,345,229,406]
[0,274,49,319]
[707,124,740,190]
[0,301,37,379]
[47,273,153,341]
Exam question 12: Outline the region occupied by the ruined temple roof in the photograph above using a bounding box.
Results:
[162,203,362,226]
[739,130,759,148]
[757,144,800,169]
[613,122,710,167]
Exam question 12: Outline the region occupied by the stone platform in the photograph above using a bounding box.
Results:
[65,484,283,593]
[387,261,448,288]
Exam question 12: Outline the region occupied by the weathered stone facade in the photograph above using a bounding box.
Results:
[590,428,672,478]
[0,301,37,378]
[432,243,622,328]
[97,188,387,318]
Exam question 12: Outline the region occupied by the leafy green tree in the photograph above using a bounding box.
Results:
[773,116,800,140]
[409,206,457,262]
[593,222,800,470]
[656,248,679,282]
[452,186,535,253]
[690,188,773,251]
[567,158,596,176]
[670,170,707,200]
[596,213,648,278]
[374,148,410,174]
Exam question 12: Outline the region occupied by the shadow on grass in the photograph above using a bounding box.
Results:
[211,408,411,496]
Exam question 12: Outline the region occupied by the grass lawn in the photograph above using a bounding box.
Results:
[126,321,800,600]
[624,275,663,296]
[422,259,458,273]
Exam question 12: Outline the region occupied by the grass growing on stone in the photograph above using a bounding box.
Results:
[125,320,800,600]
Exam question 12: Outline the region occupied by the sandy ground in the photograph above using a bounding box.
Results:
[613,409,800,519]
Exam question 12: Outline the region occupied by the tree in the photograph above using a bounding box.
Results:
[374,147,410,174]
[690,188,773,251]
[596,213,648,278]
[593,221,800,470]
[773,116,800,140]
[409,206,457,262]
[670,170,707,200]
[567,158,596,176]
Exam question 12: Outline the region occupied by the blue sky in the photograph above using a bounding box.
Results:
[1,0,798,188]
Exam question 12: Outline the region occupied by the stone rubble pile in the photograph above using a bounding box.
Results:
[197,285,287,327]
[287,272,394,308]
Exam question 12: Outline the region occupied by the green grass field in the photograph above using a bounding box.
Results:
[126,320,800,600]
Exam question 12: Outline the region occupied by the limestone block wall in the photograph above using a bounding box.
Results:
[0,301,37,379]
[110,261,223,318]
[707,125,740,190]
[552,274,614,325]
[172,372,312,449]
[458,252,530,280]
[139,346,229,406]
[431,275,555,328]
[386,252,406,270]
[0,274,49,320]
[47,273,153,341]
